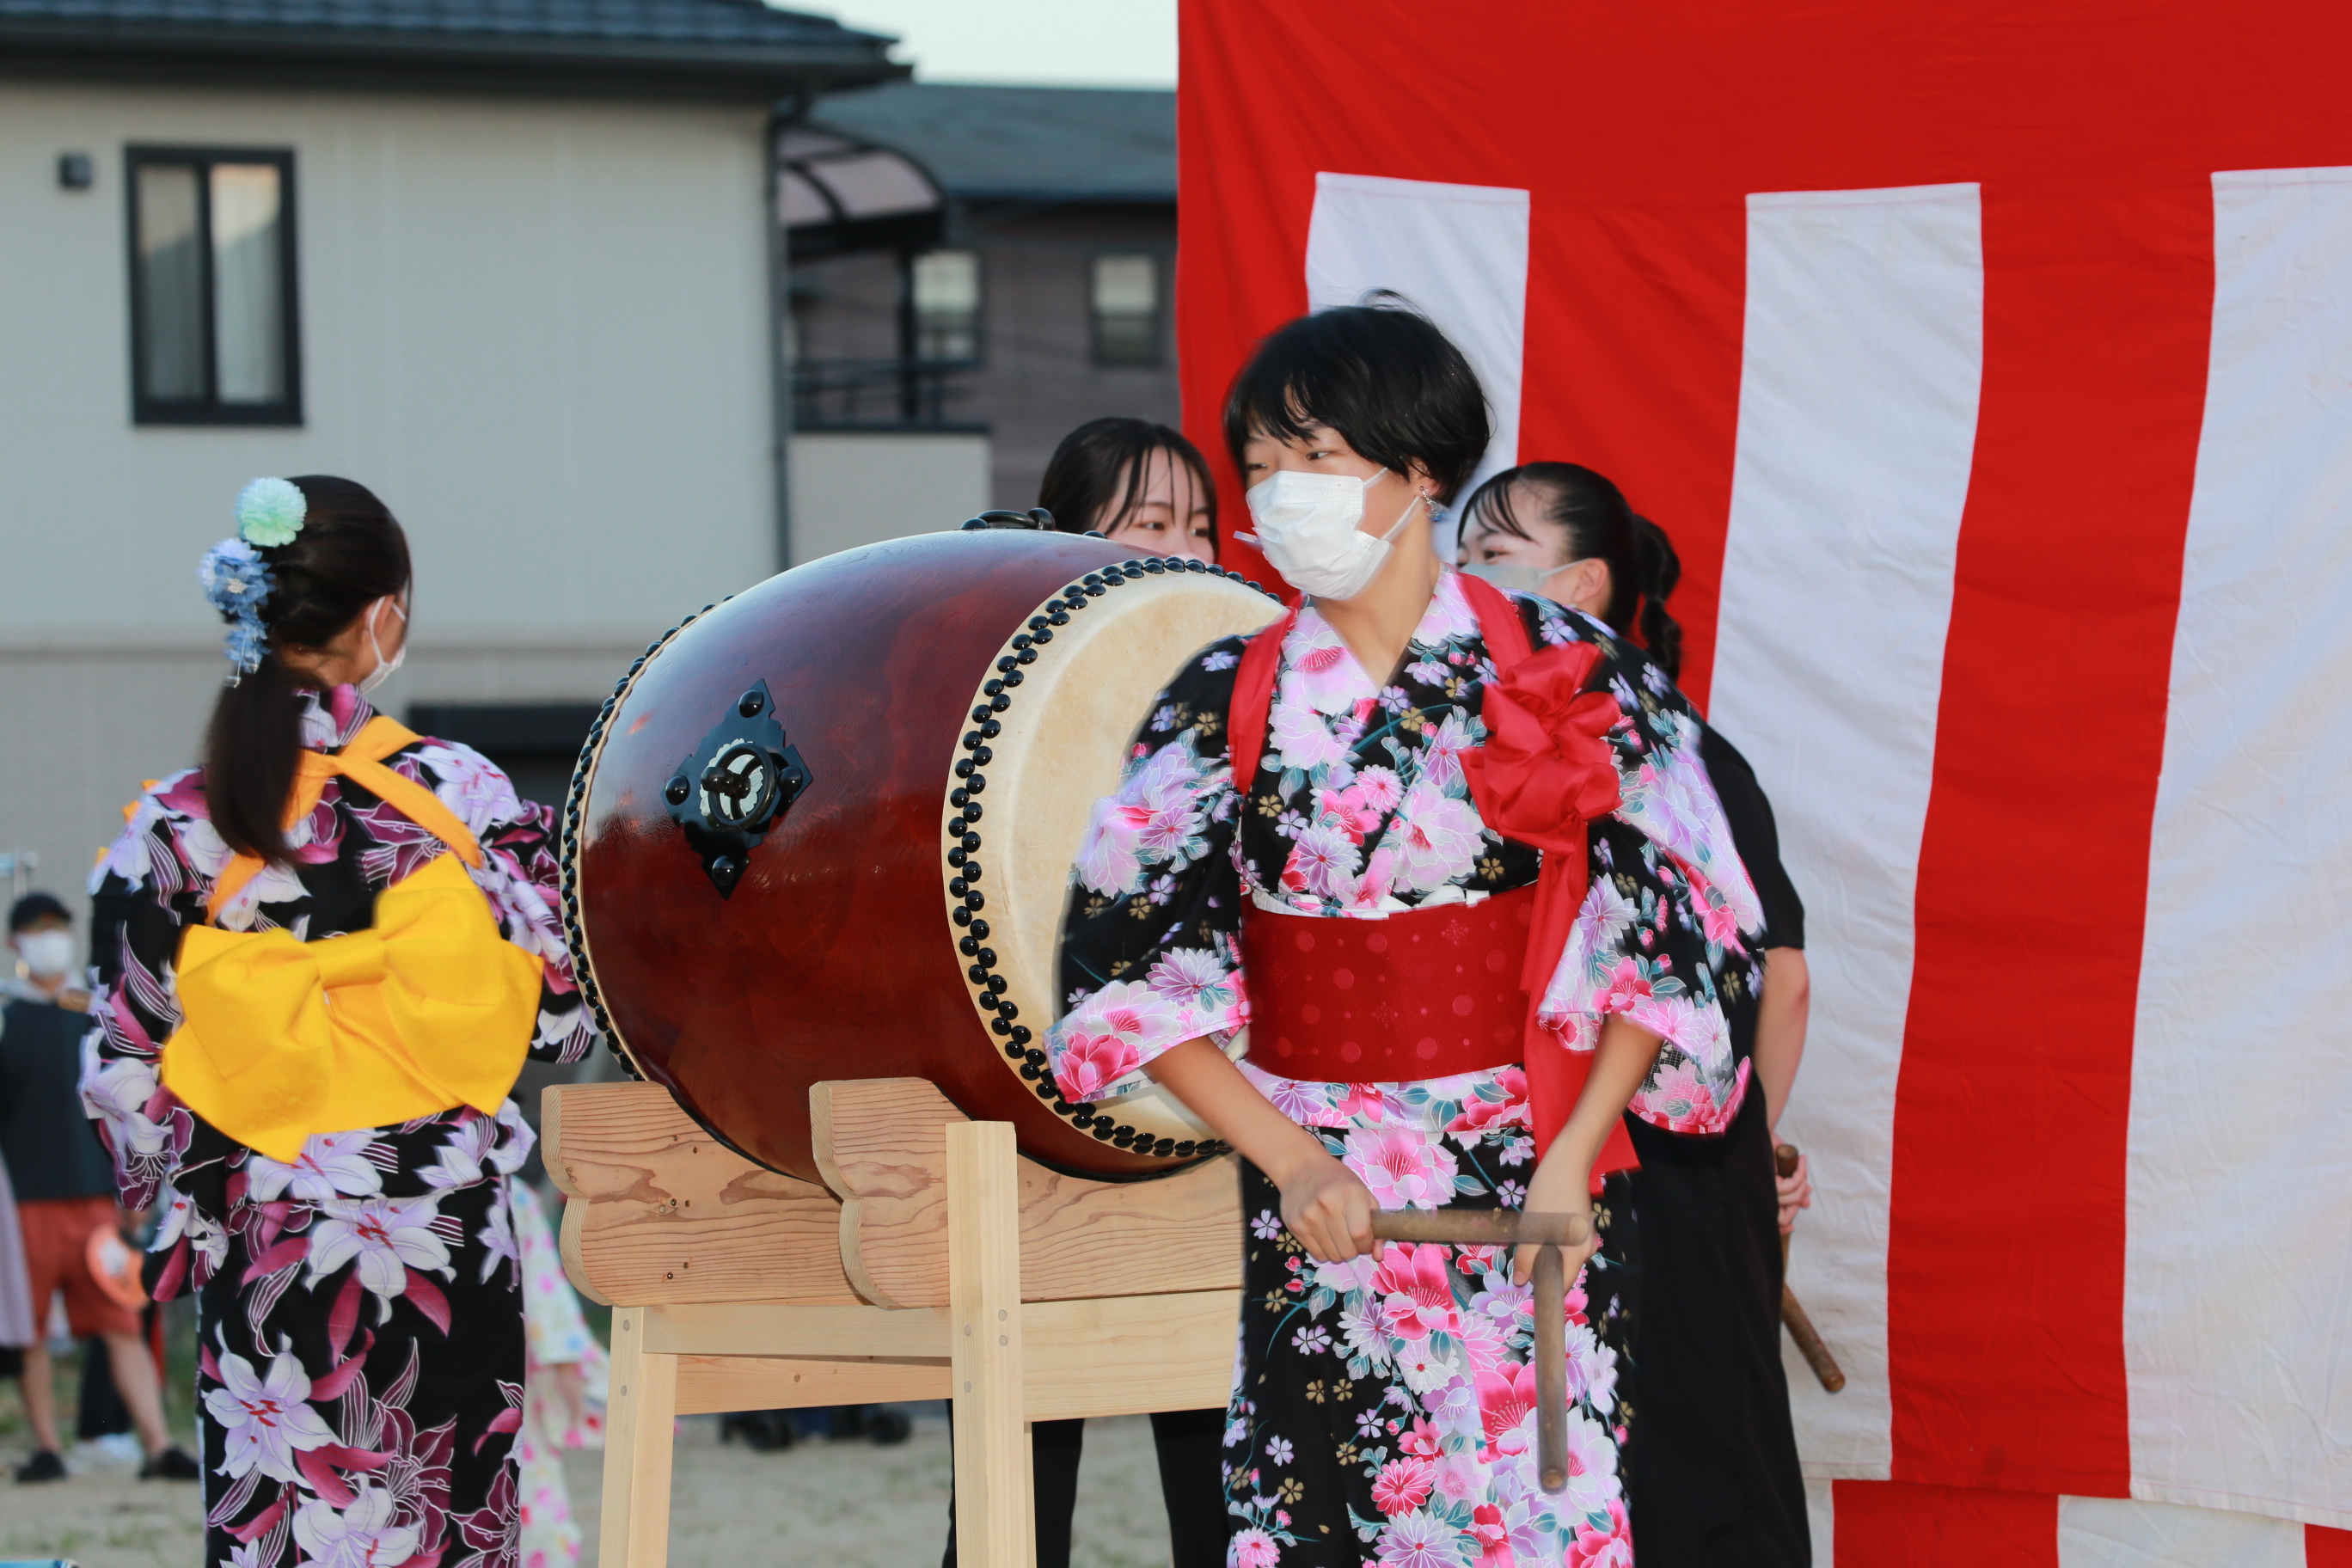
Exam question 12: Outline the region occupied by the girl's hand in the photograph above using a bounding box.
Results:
[1775,1148,1813,1236]
[1273,1148,1378,1264]
[1513,1147,1600,1285]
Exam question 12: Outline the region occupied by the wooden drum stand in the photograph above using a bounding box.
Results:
[543,1078,1243,1568]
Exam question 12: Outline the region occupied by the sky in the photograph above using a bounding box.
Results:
[795,0,1178,89]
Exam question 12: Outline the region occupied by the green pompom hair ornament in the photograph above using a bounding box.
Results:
[236,476,308,548]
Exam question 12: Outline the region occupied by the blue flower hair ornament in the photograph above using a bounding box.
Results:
[198,537,277,680]
[198,477,307,683]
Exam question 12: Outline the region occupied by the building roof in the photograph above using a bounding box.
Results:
[812,81,1174,204]
[0,0,905,95]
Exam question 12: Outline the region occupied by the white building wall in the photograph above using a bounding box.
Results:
[0,77,778,923]
[789,430,992,560]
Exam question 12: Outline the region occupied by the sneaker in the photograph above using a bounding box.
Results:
[139,1446,201,1481]
[14,1449,66,1483]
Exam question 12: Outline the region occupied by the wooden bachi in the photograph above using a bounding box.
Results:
[543,1078,1243,1568]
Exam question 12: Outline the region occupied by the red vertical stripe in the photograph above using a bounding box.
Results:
[1515,202,1747,707]
[1884,187,2214,1492]
[2309,1525,2352,1568]
[1833,1481,2058,1568]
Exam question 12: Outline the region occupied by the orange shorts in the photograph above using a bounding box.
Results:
[19,1195,140,1340]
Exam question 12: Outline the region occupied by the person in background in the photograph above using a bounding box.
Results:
[1038,417,1219,563]
[2,892,195,1482]
[1459,462,1811,1565]
[940,416,1226,1568]
[511,1181,607,1568]
[0,1151,34,1438]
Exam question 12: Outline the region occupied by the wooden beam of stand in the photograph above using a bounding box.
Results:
[673,1356,951,1415]
[948,1121,1035,1568]
[600,1308,677,1568]
[816,1078,1240,1309]
[543,1082,859,1308]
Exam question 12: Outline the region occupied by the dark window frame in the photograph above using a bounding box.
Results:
[125,145,303,427]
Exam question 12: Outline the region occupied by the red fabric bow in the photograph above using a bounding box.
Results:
[1460,641,1622,995]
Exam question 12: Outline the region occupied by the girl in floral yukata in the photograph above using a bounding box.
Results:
[81,476,595,1568]
[1047,307,1766,1568]
[1461,465,1811,1566]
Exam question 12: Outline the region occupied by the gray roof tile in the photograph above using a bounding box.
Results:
[0,0,904,83]
[813,81,1173,204]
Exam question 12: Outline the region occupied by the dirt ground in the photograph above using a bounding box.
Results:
[2,1411,1180,1568]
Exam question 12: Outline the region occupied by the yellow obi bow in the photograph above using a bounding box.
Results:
[208,716,485,919]
[162,718,543,1162]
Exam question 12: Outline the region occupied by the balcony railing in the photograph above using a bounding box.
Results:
[793,356,982,431]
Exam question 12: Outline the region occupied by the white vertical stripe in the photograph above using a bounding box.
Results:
[1707,182,1985,1478]
[2127,167,2352,1531]
[1806,1477,1836,1564]
[2059,1496,2308,1568]
[1303,172,1528,559]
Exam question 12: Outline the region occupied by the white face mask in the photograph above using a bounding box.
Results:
[357,597,407,697]
[15,930,73,979]
[1459,560,1552,595]
[1237,469,1424,602]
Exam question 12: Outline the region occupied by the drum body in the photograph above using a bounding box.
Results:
[563,530,1282,1181]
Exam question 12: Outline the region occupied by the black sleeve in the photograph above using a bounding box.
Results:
[1699,723,1804,951]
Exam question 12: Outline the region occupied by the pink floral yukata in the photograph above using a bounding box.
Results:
[79,685,596,1568]
[1047,572,1763,1568]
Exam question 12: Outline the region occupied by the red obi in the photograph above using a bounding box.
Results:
[1240,887,1536,1081]
[1237,885,1638,1190]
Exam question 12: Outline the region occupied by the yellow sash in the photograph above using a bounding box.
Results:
[162,719,542,1161]
[208,716,484,919]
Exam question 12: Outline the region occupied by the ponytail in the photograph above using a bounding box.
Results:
[1627,514,1684,683]
[1458,462,1686,683]
[201,476,410,861]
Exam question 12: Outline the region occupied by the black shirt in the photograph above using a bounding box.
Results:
[0,995,119,1203]
[1700,724,1805,951]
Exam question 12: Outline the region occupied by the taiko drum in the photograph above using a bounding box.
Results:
[560,528,1283,1181]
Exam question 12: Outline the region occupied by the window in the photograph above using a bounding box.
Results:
[127,148,300,424]
[910,249,981,362]
[1091,254,1160,366]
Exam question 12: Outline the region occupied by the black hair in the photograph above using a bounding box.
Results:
[9,892,70,932]
[1222,301,1491,503]
[203,476,412,863]
[1037,418,1219,550]
[1461,462,1685,681]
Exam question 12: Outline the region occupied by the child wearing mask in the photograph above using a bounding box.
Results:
[2,891,197,1481]
[1048,306,1764,1566]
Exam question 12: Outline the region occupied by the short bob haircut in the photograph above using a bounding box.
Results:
[1222,300,1491,503]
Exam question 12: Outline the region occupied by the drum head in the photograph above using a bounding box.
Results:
[946,564,1280,1148]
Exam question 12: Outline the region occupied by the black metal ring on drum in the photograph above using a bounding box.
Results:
[701,743,779,830]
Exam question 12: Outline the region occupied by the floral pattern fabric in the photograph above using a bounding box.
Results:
[1049,570,1762,1137]
[1047,572,1766,1568]
[1228,1151,1639,1568]
[79,684,596,1568]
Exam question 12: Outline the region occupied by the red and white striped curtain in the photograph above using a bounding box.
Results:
[1176,4,2352,1561]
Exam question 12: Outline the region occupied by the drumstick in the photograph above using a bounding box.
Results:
[1366,1209,1590,1248]
[1775,1143,1847,1393]
[1369,1210,1581,1492]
